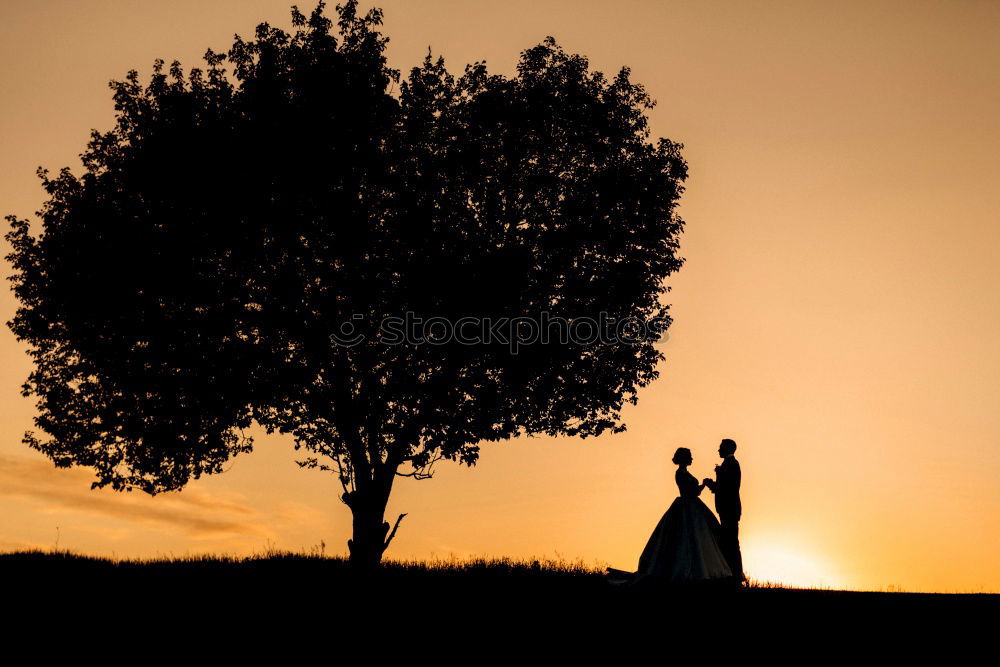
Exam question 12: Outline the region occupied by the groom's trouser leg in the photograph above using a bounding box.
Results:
[720,518,744,580]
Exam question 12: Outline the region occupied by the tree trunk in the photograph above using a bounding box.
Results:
[344,481,406,569]
[347,501,389,568]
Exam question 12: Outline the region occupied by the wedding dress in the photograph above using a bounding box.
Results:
[609,468,733,583]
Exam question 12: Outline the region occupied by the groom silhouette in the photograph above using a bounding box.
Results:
[704,438,744,581]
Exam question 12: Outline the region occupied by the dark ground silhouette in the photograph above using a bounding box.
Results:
[3,551,996,644]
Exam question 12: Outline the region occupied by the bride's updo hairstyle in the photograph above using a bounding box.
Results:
[672,447,692,466]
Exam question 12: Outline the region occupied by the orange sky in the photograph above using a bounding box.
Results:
[2,0,999,592]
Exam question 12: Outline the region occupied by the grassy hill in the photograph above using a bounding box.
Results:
[3,550,995,644]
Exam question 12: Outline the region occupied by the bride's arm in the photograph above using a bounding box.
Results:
[692,474,706,496]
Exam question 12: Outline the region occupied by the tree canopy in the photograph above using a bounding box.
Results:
[6,1,687,565]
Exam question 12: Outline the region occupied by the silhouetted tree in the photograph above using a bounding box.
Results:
[6,1,687,566]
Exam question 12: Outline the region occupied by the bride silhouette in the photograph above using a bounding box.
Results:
[608,447,732,584]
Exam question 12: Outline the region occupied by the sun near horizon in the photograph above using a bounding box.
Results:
[1,0,999,593]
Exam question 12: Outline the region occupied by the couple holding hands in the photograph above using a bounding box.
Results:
[609,439,745,585]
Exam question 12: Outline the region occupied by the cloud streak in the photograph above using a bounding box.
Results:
[0,455,266,539]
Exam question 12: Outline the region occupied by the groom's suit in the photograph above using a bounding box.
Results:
[706,456,744,580]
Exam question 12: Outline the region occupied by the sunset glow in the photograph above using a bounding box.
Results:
[2,0,999,593]
[742,537,845,590]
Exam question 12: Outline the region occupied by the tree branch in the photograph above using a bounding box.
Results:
[383,512,407,551]
[395,450,445,480]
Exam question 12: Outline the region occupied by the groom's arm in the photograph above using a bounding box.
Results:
[717,459,740,490]
[702,478,716,492]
